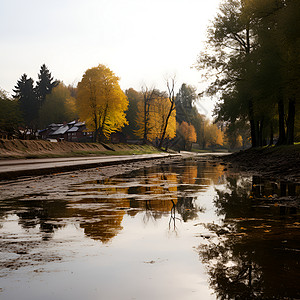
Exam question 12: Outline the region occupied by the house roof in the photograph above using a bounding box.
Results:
[75,122,85,126]
[67,126,79,132]
[51,125,69,135]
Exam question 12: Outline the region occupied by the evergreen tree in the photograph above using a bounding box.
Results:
[175,84,197,124]
[35,64,58,107]
[13,74,38,129]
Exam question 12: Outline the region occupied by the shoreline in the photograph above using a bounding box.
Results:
[218,145,300,184]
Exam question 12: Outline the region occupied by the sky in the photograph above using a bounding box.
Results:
[0,0,222,117]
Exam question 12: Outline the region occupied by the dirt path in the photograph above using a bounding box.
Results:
[0,153,180,180]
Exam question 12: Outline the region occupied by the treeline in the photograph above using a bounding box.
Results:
[0,64,78,138]
[197,0,300,147]
[1,64,225,151]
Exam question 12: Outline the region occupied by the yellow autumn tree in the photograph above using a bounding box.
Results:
[150,96,176,141]
[135,93,176,143]
[204,122,224,148]
[76,65,128,142]
[177,121,197,150]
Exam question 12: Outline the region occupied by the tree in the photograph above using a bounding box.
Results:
[76,64,128,142]
[123,88,143,139]
[196,0,260,147]
[39,83,78,127]
[0,89,22,137]
[151,94,176,145]
[35,64,59,107]
[13,74,39,131]
[276,0,300,144]
[135,89,176,145]
[158,78,177,149]
[135,87,158,143]
[197,0,300,147]
[175,83,198,124]
[177,121,197,151]
[202,120,224,149]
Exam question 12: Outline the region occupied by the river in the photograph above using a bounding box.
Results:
[0,156,299,299]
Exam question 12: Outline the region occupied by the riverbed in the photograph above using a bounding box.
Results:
[0,156,299,299]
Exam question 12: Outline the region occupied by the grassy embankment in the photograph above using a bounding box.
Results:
[0,139,160,159]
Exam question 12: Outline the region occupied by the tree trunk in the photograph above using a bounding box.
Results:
[143,99,148,144]
[276,94,286,145]
[158,79,176,149]
[248,99,257,147]
[286,97,295,145]
[158,102,174,149]
[269,123,274,146]
[258,118,264,147]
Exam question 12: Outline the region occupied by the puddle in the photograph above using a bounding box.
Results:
[0,157,299,299]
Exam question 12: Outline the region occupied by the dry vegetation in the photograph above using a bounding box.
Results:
[0,139,159,159]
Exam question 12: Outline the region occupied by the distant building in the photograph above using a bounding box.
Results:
[39,120,93,142]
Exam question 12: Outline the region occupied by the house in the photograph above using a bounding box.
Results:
[66,121,92,142]
[39,120,93,142]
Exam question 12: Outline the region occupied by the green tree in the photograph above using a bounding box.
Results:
[76,64,128,142]
[197,0,300,147]
[35,64,59,107]
[123,88,143,139]
[196,0,265,147]
[0,89,22,137]
[175,83,197,125]
[39,83,78,127]
[13,74,39,130]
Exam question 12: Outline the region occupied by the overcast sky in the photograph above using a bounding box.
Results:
[0,0,221,117]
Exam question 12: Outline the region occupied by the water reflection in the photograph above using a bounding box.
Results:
[1,157,299,299]
[197,174,300,299]
[0,159,215,247]
[70,162,209,242]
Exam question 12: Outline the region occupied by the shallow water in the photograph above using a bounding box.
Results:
[0,157,300,299]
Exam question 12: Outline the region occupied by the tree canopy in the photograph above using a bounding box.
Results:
[13,74,38,129]
[196,0,300,147]
[35,64,59,107]
[0,89,22,137]
[39,83,78,127]
[76,64,128,142]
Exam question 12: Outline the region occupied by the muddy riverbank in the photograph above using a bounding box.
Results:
[0,154,187,200]
[219,144,300,183]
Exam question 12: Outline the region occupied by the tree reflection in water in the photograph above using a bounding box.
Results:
[197,175,300,299]
[0,159,209,244]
